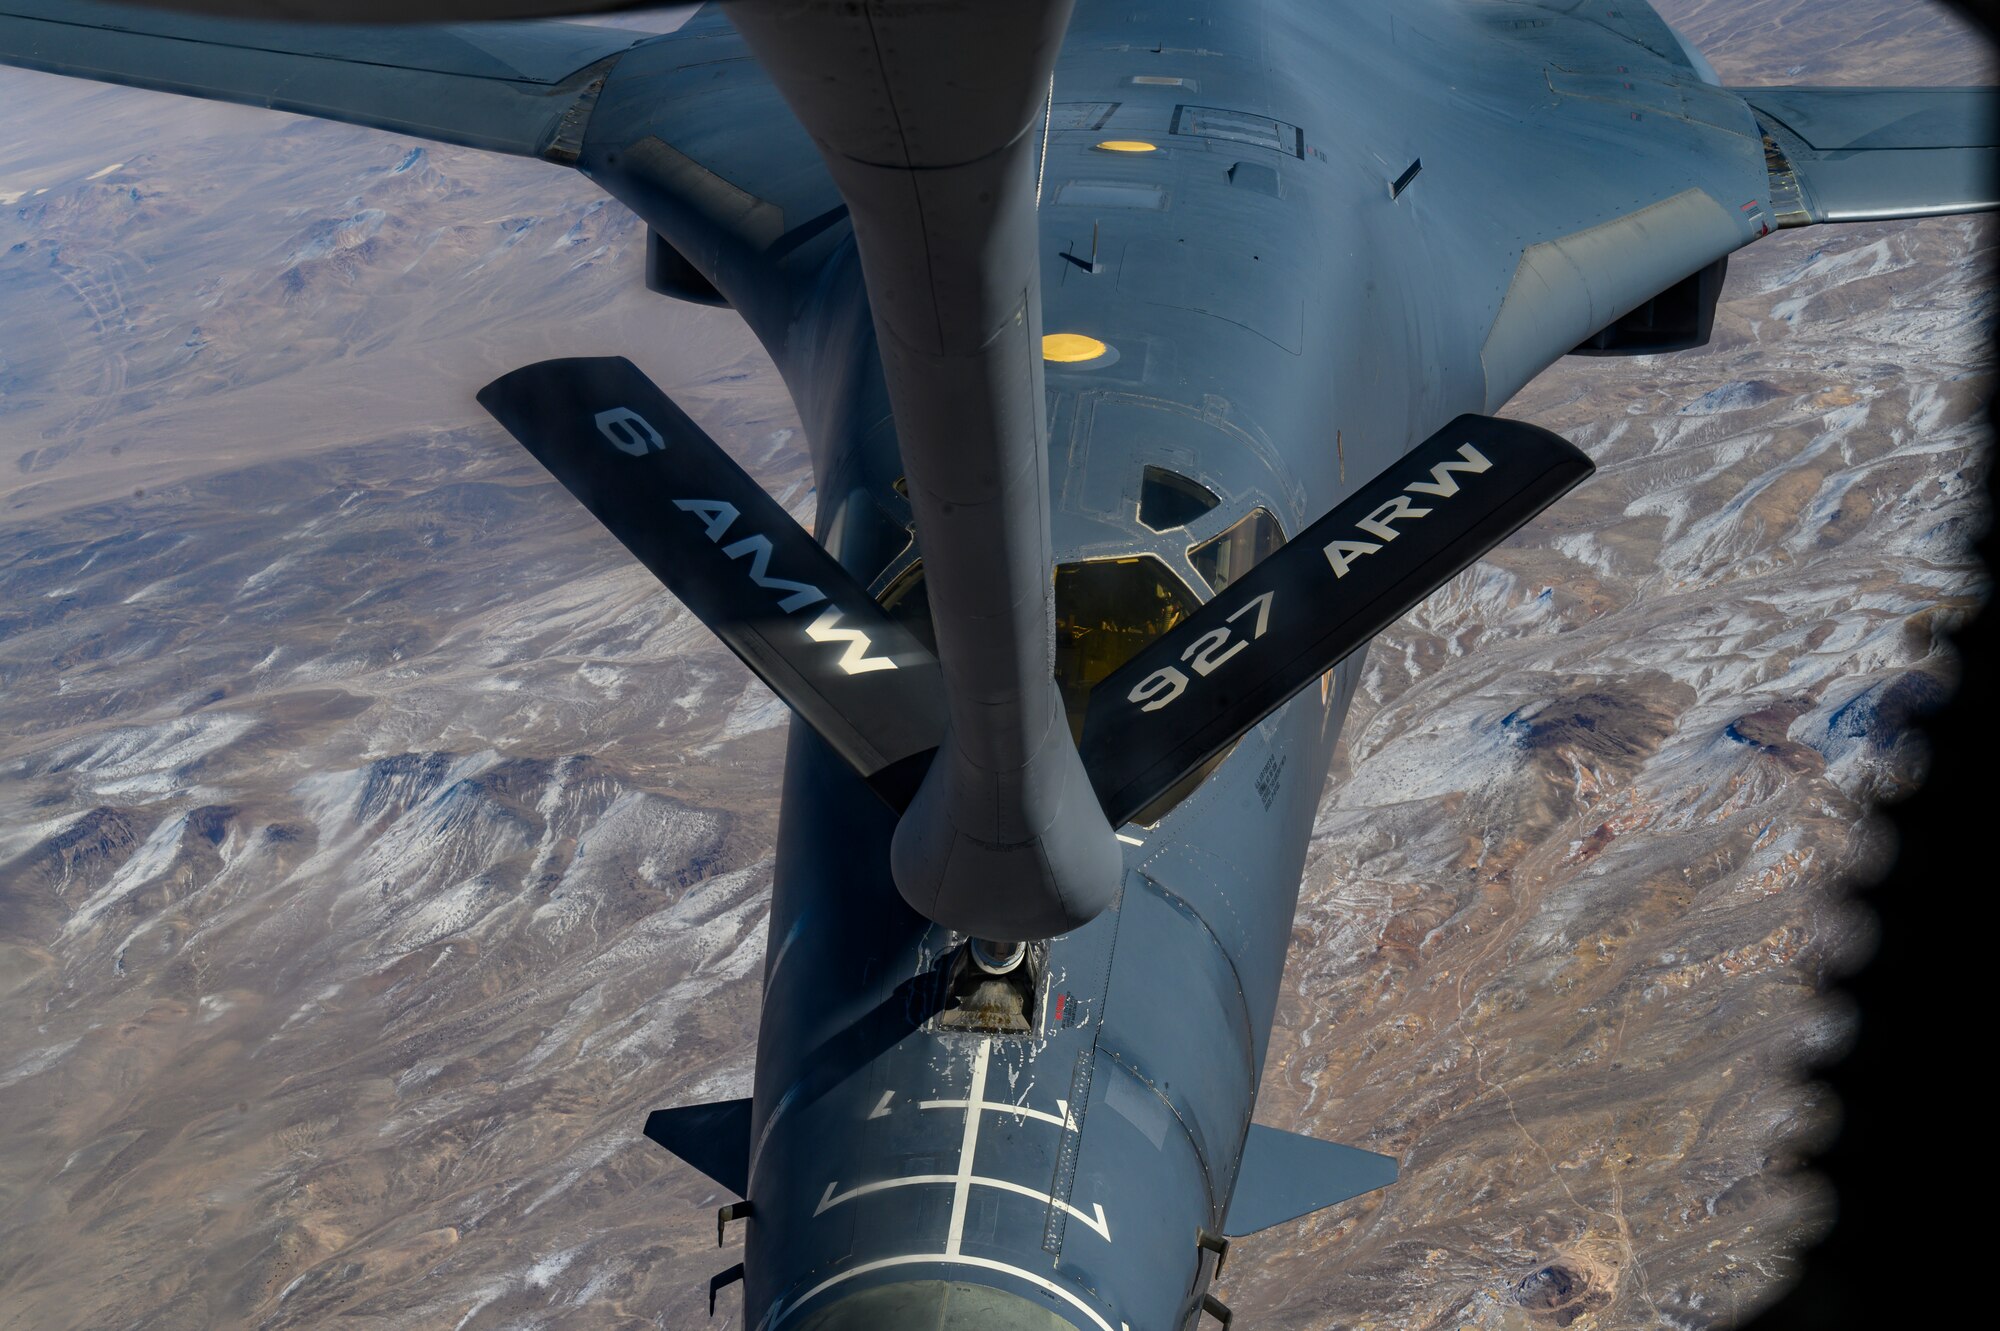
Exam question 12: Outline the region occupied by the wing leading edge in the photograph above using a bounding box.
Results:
[0,3,840,339]
[0,0,650,161]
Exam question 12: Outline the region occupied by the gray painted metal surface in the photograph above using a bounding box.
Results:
[0,0,642,158]
[4,2,1996,1328]
[794,1280,1080,1331]
[1742,85,2000,222]
[729,0,1124,943]
[1222,1125,1400,1238]
[110,0,668,16]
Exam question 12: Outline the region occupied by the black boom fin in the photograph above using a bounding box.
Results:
[1079,414,1593,827]
[644,1097,753,1197]
[479,357,945,807]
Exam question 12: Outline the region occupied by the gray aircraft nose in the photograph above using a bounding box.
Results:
[793,1280,1084,1331]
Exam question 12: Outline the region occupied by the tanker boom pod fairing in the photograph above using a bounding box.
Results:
[728,0,1122,944]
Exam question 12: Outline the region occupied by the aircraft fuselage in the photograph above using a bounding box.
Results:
[689,2,1769,1328]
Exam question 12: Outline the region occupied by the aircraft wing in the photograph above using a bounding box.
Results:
[0,0,664,162]
[1739,85,2000,224]
[0,3,837,335]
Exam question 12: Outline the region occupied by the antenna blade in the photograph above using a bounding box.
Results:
[479,357,943,804]
[1080,414,1594,827]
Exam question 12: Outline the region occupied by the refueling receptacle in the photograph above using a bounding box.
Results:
[937,937,1046,1035]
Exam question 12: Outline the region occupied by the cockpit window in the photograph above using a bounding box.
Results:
[883,553,1199,739]
[1138,466,1220,532]
[879,553,1226,824]
[1053,555,1197,740]
[1189,506,1283,594]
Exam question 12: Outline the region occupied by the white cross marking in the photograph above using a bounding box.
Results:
[945,1038,991,1255]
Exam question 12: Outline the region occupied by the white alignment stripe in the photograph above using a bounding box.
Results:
[746,1079,803,1189]
[815,1175,954,1213]
[945,1038,992,1256]
[763,911,809,994]
[764,1253,1117,1331]
[815,1175,1110,1241]
[918,1098,1070,1129]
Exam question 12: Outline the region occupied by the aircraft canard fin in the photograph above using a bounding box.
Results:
[1222,1124,1399,1238]
[643,1098,753,1198]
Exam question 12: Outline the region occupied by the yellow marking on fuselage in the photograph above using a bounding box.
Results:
[1043,333,1110,363]
[1095,140,1158,153]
